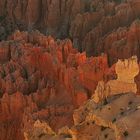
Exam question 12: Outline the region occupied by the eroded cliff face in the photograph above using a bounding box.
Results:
[0,0,86,40]
[1,0,140,66]
[0,30,113,140]
[0,1,140,140]
[71,93,140,140]
[71,0,140,64]
[24,56,140,140]
[0,30,140,140]
[0,0,140,67]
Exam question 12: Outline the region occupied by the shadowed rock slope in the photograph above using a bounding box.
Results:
[0,30,113,140]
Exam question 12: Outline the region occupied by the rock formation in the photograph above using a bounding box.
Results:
[0,1,140,140]
[1,0,140,66]
[0,29,139,140]
[24,120,56,140]
[24,56,140,140]
[72,92,140,140]
[0,0,87,40]
[0,30,113,140]
[25,93,140,140]
[93,56,139,103]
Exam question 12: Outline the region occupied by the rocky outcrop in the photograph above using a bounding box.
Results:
[1,1,140,139]
[93,56,139,103]
[24,120,56,140]
[25,92,140,140]
[72,93,140,140]
[25,93,140,140]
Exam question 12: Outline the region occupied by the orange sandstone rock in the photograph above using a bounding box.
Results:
[93,56,139,103]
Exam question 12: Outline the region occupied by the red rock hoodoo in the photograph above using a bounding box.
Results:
[0,0,140,140]
[0,30,113,140]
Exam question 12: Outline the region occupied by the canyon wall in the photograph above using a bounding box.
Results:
[0,30,112,140]
[0,1,140,139]
[1,0,140,66]
[0,0,86,39]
